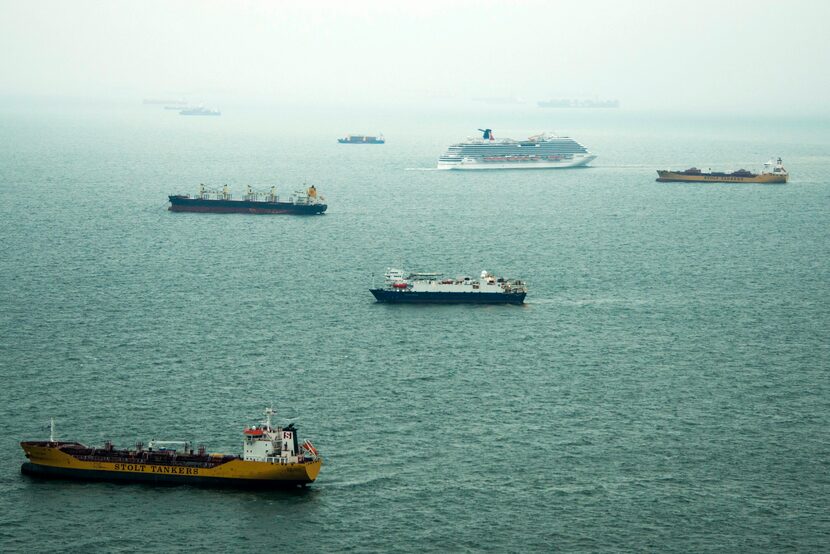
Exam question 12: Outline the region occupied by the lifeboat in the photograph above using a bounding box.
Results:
[392,282,408,289]
[244,427,265,437]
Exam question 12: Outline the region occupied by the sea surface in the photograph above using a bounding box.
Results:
[0,103,828,552]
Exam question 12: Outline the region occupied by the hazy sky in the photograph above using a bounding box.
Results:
[2,0,829,113]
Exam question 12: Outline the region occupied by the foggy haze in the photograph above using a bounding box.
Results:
[1,0,829,114]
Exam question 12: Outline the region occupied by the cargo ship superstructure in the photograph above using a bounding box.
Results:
[656,158,788,183]
[20,409,322,488]
[169,184,327,215]
[437,129,595,170]
[370,268,527,304]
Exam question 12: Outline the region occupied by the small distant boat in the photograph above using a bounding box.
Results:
[656,158,788,183]
[179,106,221,116]
[338,134,385,144]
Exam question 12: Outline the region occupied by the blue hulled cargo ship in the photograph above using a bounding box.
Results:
[370,269,527,304]
[169,184,326,215]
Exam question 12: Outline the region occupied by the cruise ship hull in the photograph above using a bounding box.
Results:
[438,155,595,170]
[656,171,787,183]
[20,442,321,488]
[371,289,525,304]
[168,196,327,215]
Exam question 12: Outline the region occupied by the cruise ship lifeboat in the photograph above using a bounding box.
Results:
[243,427,265,437]
[392,282,409,289]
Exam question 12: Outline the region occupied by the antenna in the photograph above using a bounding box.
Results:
[263,406,275,429]
[49,417,55,443]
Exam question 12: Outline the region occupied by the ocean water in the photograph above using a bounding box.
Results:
[0,104,828,552]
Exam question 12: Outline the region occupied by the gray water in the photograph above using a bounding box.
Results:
[1,104,828,552]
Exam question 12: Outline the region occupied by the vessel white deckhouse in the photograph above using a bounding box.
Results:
[437,129,596,170]
[370,268,527,304]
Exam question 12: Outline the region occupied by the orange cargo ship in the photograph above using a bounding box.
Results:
[657,158,788,183]
[21,409,321,488]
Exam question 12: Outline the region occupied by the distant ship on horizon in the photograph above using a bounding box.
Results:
[338,134,385,144]
[179,106,221,116]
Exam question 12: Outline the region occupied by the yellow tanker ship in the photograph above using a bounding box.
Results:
[20,409,321,488]
[656,158,788,183]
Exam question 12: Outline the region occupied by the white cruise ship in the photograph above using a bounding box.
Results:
[437,129,595,170]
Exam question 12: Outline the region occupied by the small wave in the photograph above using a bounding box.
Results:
[404,167,447,171]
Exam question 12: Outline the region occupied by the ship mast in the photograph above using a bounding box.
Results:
[49,417,55,443]
[263,407,275,430]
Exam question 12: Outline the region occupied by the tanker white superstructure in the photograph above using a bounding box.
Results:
[437,129,595,170]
